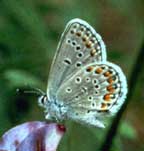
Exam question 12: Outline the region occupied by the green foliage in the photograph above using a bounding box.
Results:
[119,121,137,140]
[4,69,43,88]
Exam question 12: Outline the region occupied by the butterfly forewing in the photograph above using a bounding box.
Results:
[47,19,106,99]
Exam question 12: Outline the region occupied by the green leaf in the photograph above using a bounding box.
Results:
[4,69,43,88]
[119,121,137,140]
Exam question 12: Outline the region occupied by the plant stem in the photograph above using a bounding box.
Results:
[100,41,144,151]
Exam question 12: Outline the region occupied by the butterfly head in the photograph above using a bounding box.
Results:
[38,94,49,107]
[25,88,49,108]
[38,94,67,121]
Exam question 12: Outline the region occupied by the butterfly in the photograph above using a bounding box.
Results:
[38,18,127,128]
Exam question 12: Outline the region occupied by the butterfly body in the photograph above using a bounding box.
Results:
[38,18,127,128]
[38,95,68,121]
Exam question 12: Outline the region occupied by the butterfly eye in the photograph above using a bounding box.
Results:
[38,95,47,106]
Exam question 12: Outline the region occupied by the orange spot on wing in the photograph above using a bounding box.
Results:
[107,85,115,92]
[86,66,93,72]
[82,36,87,42]
[95,67,103,74]
[90,49,96,56]
[104,71,111,77]
[103,94,111,101]
[85,41,92,48]
[76,32,81,37]
[107,77,114,84]
[101,103,107,110]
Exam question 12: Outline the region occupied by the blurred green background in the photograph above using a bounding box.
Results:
[0,0,144,151]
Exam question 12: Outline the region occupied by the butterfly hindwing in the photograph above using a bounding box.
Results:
[47,19,106,100]
[56,62,127,117]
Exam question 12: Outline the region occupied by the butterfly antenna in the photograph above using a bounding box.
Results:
[16,87,45,96]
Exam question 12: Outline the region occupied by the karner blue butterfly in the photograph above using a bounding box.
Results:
[38,18,127,128]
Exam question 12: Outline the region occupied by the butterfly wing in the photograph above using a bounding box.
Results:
[47,18,106,100]
[56,62,127,127]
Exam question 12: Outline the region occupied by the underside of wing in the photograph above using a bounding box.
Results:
[56,61,127,116]
[47,18,106,99]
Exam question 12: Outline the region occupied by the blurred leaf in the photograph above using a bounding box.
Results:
[1,0,49,51]
[4,69,43,88]
[108,50,124,60]
[119,121,137,140]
